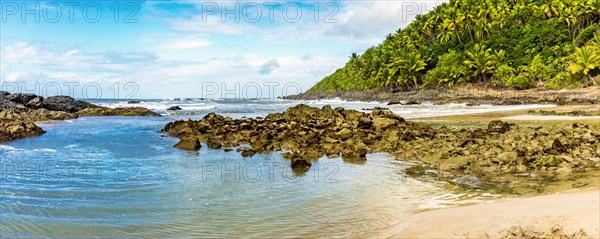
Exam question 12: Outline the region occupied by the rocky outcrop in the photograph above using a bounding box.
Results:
[43,96,98,113]
[0,92,159,142]
[5,93,44,109]
[163,104,600,179]
[78,107,161,116]
[0,120,45,142]
[167,106,182,111]
[163,104,426,172]
[0,109,78,122]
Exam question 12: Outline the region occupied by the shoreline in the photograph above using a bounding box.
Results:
[286,86,600,106]
[3,91,599,238]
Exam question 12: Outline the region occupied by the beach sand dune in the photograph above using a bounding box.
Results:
[392,190,600,238]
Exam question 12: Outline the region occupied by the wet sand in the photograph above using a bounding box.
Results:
[502,115,600,121]
[388,104,600,238]
[390,189,600,238]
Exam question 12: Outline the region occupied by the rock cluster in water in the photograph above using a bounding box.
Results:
[0,91,160,142]
[163,104,600,176]
[78,107,160,116]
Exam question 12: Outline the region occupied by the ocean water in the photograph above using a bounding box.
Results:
[0,99,551,238]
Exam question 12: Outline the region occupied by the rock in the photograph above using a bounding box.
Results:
[341,146,367,163]
[556,162,573,173]
[174,137,201,150]
[43,95,97,113]
[6,93,44,109]
[291,158,311,168]
[453,176,483,188]
[551,139,567,154]
[403,99,420,105]
[487,120,510,133]
[240,148,255,157]
[167,106,182,111]
[128,100,142,104]
[0,97,18,110]
[5,93,37,104]
[334,128,353,140]
[372,117,399,129]
[387,101,402,105]
[0,120,46,142]
[572,182,588,188]
[0,91,9,96]
[206,138,222,149]
[25,96,44,109]
[496,151,518,163]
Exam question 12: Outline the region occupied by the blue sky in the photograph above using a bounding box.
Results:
[0,0,442,99]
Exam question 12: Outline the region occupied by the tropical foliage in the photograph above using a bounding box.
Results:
[309,0,600,93]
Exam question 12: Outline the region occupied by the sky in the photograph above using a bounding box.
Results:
[0,0,443,99]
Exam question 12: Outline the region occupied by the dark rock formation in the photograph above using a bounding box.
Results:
[5,93,44,109]
[167,106,182,111]
[43,96,97,113]
[0,92,159,142]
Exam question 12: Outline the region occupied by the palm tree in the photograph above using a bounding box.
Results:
[568,46,600,85]
[540,0,563,18]
[464,44,497,82]
[388,51,427,88]
[442,8,465,45]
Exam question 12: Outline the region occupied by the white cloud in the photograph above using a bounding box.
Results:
[164,38,212,49]
[0,41,346,98]
[258,59,280,75]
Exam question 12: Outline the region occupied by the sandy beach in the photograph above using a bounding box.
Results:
[502,115,600,121]
[390,189,600,238]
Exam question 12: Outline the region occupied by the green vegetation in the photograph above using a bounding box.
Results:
[309,0,600,93]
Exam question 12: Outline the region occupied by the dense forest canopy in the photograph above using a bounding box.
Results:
[308,0,600,93]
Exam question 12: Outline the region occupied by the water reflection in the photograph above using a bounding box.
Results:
[1,114,459,238]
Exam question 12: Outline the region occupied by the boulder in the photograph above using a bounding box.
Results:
[174,137,201,150]
[334,128,353,140]
[0,120,46,142]
[128,100,142,104]
[6,93,44,109]
[206,138,222,149]
[487,120,510,133]
[43,96,97,113]
[0,97,18,110]
[291,158,311,169]
[167,106,182,111]
[403,99,420,105]
[240,148,255,157]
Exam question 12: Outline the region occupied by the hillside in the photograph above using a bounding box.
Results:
[308,0,600,94]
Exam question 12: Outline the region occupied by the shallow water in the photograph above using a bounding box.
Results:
[0,100,551,237]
